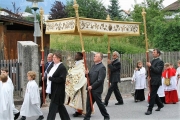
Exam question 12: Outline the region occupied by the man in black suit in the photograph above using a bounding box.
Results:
[84,52,110,120]
[40,53,53,107]
[103,51,124,106]
[47,52,70,120]
[145,48,164,115]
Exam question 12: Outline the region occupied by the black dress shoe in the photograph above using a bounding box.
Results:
[14,112,20,120]
[73,112,82,117]
[18,116,26,120]
[104,117,110,120]
[103,102,108,106]
[145,111,152,115]
[115,102,123,105]
[36,115,44,120]
[155,104,164,111]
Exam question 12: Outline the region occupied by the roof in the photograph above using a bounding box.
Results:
[0,15,46,29]
[163,1,180,11]
[0,15,34,27]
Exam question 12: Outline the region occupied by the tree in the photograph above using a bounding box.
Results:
[153,16,180,51]
[25,6,32,14]
[49,1,67,19]
[129,0,165,48]
[65,0,107,19]
[5,2,22,18]
[108,0,123,20]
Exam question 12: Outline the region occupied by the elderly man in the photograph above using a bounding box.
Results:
[84,52,110,120]
[103,51,124,106]
[40,53,54,107]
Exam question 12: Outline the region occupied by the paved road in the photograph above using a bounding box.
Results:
[18,93,180,120]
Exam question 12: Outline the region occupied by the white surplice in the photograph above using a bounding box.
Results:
[7,76,19,114]
[132,67,147,89]
[20,80,43,117]
[176,67,180,100]
[157,79,165,97]
[0,82,14,120]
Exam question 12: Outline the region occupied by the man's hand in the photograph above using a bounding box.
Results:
[147,76,151,82]
[42,77,44,81]
[107,59,111,64]
[146,62,151,67]
[41,60,44,65]
[85,69,89,74]
[88,86,92,90]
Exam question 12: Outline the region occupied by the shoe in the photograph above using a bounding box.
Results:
[103,102,108,107]
[104,117,110,120]
[115,102,123,105]
[145,111,152,115]
[18,116,26,120]
[73,112,82,117]
[36,115,44,120]
[155,104,164,111]
[14,112,20,120]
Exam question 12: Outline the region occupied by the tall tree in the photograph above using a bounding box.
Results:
[130,0,165,48]
[65,0,107,19]
[25,6,33,14]
[108,0,123,20]
[49,1,67,19]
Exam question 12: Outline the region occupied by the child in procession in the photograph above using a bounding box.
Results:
[0,74,14,120]
[131,61,147,102]
[19,71,44,120]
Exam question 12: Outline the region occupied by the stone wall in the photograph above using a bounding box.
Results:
[17,41,39,97]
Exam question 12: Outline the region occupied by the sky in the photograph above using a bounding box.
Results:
[0,0,178,14]
[102,0,177,10]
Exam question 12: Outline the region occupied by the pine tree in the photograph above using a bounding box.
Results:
[108,0,123,20]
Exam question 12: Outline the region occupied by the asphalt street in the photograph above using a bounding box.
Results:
[19,93,180,120]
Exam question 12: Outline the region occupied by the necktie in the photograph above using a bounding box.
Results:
[45,62,49,70]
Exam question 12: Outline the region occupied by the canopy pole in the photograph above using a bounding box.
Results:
[106,15,112,88]
[73,0,93,112]
[142,8,150,92]
[107,36,111,88]
[40,8,45,104]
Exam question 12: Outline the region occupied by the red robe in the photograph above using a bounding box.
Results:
[162,68,178,104]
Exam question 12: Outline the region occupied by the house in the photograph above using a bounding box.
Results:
[163,0,180,19]
[0,14,50,60]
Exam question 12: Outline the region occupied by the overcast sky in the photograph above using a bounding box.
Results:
[102,0,177,10]
[0,0,178,14]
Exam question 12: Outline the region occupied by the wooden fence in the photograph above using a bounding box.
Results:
[0,59,21,91]
[0,51,180,91]
[51,50,180,78]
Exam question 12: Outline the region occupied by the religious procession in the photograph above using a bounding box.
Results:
[0,0,180,120]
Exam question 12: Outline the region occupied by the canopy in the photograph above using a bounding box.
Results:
[46,17,140,36]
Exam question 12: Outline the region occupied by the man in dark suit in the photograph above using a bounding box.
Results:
[40,53,53,107]
[84,52,110,120]
[47,52,70,120]
[145,48,164,115]
[103,51,124,106]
